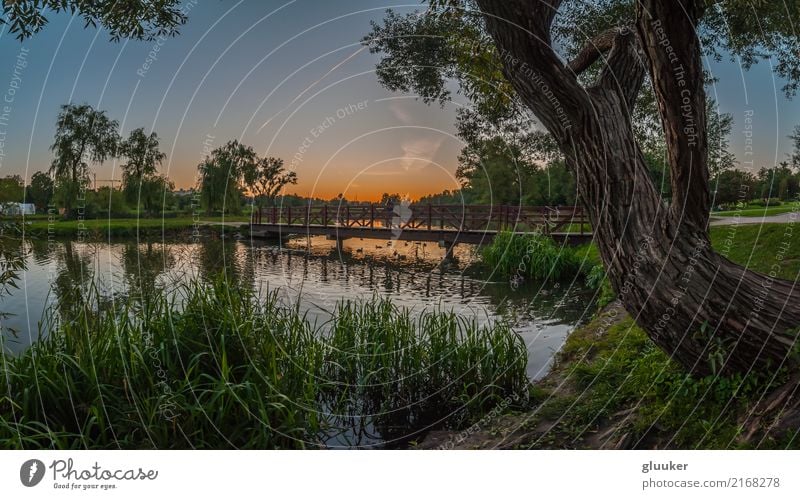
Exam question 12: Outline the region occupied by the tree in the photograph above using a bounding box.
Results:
[137,175,175,217]
[120,128,165,184]
[756,163,799,202]
[0,175,24,210]
[790,125,800,172]
[49,104,119,218]
[242,157,297,207]
[713,169,756,207]
[456,137,532,205]
[198,140,257,215]
[367,1,800,377]
[1,0,187,41]
[26,171,55,213]
[120,128,168,216]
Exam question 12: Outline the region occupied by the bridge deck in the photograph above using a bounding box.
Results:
[249,223,591,245]
[249,204,592,245]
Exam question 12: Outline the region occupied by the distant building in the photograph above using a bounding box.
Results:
[0,202,36,215]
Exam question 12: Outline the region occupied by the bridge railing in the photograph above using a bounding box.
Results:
[251,204,588,234]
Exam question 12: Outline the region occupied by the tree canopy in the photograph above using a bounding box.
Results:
[1,0,188,41]
[366,0,800,379]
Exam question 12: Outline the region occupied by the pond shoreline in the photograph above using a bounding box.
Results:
[417,302,800,450]
[12,217,248,238]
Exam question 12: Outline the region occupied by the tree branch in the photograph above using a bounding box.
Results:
[474,0,587,141]
[595,28,647,113]
[636,0,709,230]
[566,28,620,75]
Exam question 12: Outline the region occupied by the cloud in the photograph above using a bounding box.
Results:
[388,101,413,125]
[400,137,444,170]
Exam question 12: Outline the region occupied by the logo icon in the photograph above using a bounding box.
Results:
[391,197,412,240]
[20,459,45,487]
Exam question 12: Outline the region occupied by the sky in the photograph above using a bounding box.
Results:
[0,0,797,201]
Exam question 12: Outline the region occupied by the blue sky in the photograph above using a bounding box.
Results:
[0,0,797,199]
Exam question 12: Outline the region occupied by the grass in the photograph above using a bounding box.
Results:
[451,222,800,449]
[713,205,797,217]
[560,222,592,234]
[522,312,795,449]
[710,223,800,279]
[0,278,528,449]
[12,216,249,238]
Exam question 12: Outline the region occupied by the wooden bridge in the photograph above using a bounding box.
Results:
[249,204,592,246]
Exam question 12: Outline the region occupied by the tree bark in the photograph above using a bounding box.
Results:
[475,0,800,375]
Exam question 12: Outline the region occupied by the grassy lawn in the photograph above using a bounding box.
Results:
[710,223,800,279]
[15,216,249,237]
[712,204,799,217]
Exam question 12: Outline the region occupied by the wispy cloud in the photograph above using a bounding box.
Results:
[388,101,413,125]
[400,137,444,170]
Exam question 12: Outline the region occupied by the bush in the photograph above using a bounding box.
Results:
[749,198,782,207]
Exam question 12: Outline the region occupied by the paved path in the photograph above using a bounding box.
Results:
[710,212,797,226]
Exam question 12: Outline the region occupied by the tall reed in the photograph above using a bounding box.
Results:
[481,230,582,281]
[0,278,528,449]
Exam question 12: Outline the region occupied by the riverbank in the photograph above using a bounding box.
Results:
[419,303,800,449]
[13,216,249,238]
[419,222,800,449]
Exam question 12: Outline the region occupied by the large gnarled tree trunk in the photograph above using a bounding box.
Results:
[475,0,800,376]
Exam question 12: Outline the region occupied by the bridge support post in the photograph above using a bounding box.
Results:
[327,234,348,252]
[439,240,456,261]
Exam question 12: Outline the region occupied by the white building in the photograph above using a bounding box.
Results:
[0,202,36,215]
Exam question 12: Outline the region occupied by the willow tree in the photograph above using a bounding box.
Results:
[120,128,172,216]
[366,1,800,376]
[49,104,119,218]
[198,140,258,215]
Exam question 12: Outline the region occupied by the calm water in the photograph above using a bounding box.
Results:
[0,233,596,380]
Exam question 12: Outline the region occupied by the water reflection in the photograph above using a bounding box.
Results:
[0,235,596,379]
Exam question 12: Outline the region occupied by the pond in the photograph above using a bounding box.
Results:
[0,232,597,382]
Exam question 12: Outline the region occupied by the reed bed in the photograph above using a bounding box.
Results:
[0,279,528,449]
[481,230,583,281]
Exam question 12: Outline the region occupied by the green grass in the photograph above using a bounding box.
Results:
[525,313,795,449]
[560,222,593,234]
[0,279,528,449]
[710,223,800,279]
[713,204,799,217]
[14,216,249,237]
